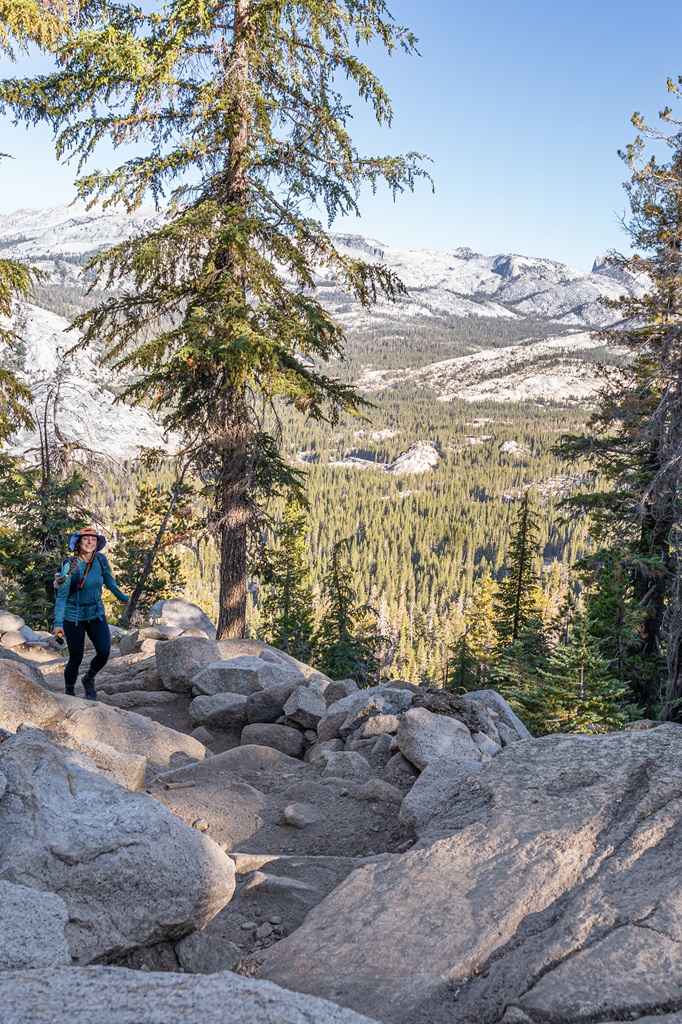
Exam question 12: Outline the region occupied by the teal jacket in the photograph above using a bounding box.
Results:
[54,554,129,628]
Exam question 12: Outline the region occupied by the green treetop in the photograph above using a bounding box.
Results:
[539,608,628,735]
[0,0,429,639]
[556,96,682,719]
[463,568,499,686]
[494,490,543,645]
[314,537,380,685]
[260,498,314,662]
[0,452,89,629]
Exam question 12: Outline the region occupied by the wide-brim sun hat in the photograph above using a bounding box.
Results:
[69,527,106,552]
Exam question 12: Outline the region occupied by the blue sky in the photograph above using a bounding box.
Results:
[1,0,682,269]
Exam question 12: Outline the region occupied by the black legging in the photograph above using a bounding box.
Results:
[63,617,111,689]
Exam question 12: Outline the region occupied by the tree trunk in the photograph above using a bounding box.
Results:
[662,533,682,721]
[215,0,251,639]
[216,385,251,638]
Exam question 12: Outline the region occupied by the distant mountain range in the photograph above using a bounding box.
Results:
[0,203,635,328]
[0,204,639,460]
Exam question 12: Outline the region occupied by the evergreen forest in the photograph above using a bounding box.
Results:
[0,0,681,736]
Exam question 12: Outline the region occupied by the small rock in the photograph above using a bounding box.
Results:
[0,631,26,649]
[0,611,25,633]
[245,681,302,724]
[157,636,221,693]
[283,685,327,730]
[498,723,520,745]
[324,678,359,705]
[320,750,372,779]
[118,630,140,657]
[241,723,305,759]
[396,706,481,770]
[149,597,217,638]
[192,818,209,831]
[281,802,320,828]
[175,932,241,974]
[269,915,283,925]
[191,726,215,745]
[190,692,248,731]
[359,714,401,738]
[241,921,256,930]
[139,638,161,654]
[472,731,503,757]
[355,779,403,804]
[256,923,273,939]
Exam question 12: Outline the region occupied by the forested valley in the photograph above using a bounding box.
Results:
[1,0,681,737]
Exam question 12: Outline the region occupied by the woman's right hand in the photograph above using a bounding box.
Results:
[52,627,63,638]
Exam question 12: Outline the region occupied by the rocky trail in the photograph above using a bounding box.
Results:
[1,600,681,1024]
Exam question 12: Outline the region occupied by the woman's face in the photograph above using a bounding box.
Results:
[79,535,98,556]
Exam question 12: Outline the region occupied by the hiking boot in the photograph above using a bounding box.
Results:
[65,685,76,697]
[82,671,97,701]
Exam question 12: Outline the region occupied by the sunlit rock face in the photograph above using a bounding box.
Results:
[0,733,234,964]
[258,725,682,1024]
[0,966,382,1024]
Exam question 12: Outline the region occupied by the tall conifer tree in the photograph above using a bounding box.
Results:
[539,609,627,734]
[260,499,314,661]
[0,0,428,639]
[464,569,498,686]
[314,537,379,685]
[495,491,543,645]
[556,100,682,718]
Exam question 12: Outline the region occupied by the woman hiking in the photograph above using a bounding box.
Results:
[52,527,129,700]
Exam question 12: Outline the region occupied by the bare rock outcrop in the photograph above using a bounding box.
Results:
[0,966,380,1024]
[0,662,63,731]
[54,700,207,777]
[0,880,70,970]
[157,636,221,693]
[0,733,235,964]
[258,725,682,1024]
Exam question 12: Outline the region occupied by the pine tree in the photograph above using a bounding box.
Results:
[0,0,70,58]
[1,0,428,639]
[0,260,39,444]
[539,612,628,735]
[447,629,478,691]
[491,621,549,734]
[114,481,197,624]
[314,538,380,686]
[260,499,314,662]
[464,569,498,686]
[0,452,89,628]
[555,109,682,717]
[577,547,653,693]
[495,491,543,645]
